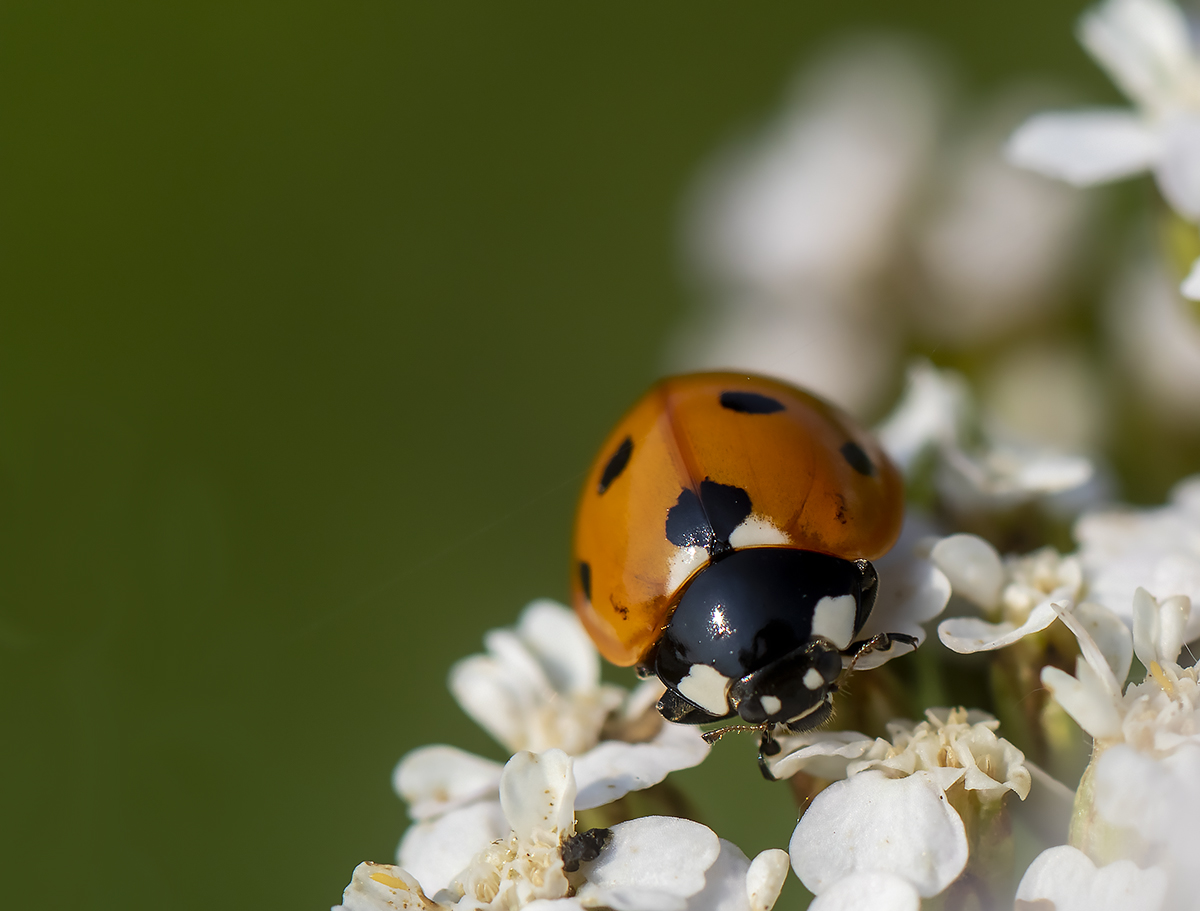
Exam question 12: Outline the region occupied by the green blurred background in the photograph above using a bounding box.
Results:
[1,3,1106,908]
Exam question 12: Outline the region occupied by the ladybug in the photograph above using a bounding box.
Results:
[571,372,913,771]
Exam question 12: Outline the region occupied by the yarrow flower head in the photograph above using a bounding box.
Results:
[933,532,1084,653]
[771,707,1031,907]
[1075,474,1200,642]
[1035,589,1200,907]
[336,749,790,911]
[393,601,709,894]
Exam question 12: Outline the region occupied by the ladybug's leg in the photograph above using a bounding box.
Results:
[842,632,920,671]
[656,687,729,725]
[757,727,781,781]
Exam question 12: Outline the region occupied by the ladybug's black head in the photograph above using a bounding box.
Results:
[652,548,878,728]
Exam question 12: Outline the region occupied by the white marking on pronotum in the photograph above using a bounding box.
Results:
[811,594,857,650]
[676,664,731,715]
[727,514,790,549]
[666,545,708,594]
[802,668,824,690]
[760,694,782,715]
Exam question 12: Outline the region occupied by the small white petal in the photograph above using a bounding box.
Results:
[789,770,968,898]
[393,746,503,820]
[1157,594,1192,664]
[937,599,1058,653]
[1132,586,1192,669]
[1133,586,1160,670]
[335,862,436,911]
[517,599,601,695]
[397,800,508,896]
[745,849,789,911]
[576,816,721,905]
[580,888,688,911]
[1052,602,1123,694]
[500,750,576,843]
[1041,663,1123,740]
[685,839,751,911]
[930,534,1004,609]
[574,722,710,811]
[1075,600,1134,685]
[449,648,547,752]
[1015,845,1168,911]
[1182,255,1200,300]
[807,873,920,911]
[768,730,876,781]
[1007,109,1161,185]
[525,901,587,911]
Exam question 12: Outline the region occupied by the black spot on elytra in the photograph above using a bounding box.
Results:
[840,441,875,476]
[665,479,752,556]
[561,827,612,872]
[720,390,785,414]
[597,436,633,495]
[578,561,591,601]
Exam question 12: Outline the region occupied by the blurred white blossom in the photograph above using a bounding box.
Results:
[1076,475,1200,640]
[876,361,1096,514]
[1008,0,1200,299]
[1106,250,1200,422]
[912,98,1092,347]
[673,39,1093,417]
[981,341,1108,454]
[684,40,941,295]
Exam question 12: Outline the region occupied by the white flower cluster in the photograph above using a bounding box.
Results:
[777,708,1031,909]
[1011,588,1200,911]
[338,749,791,911]
[332,471,1200,909]
[930,474,1200,658]
[391,600,711,896]
[912,474,1200,908]
[332,600,795,911]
